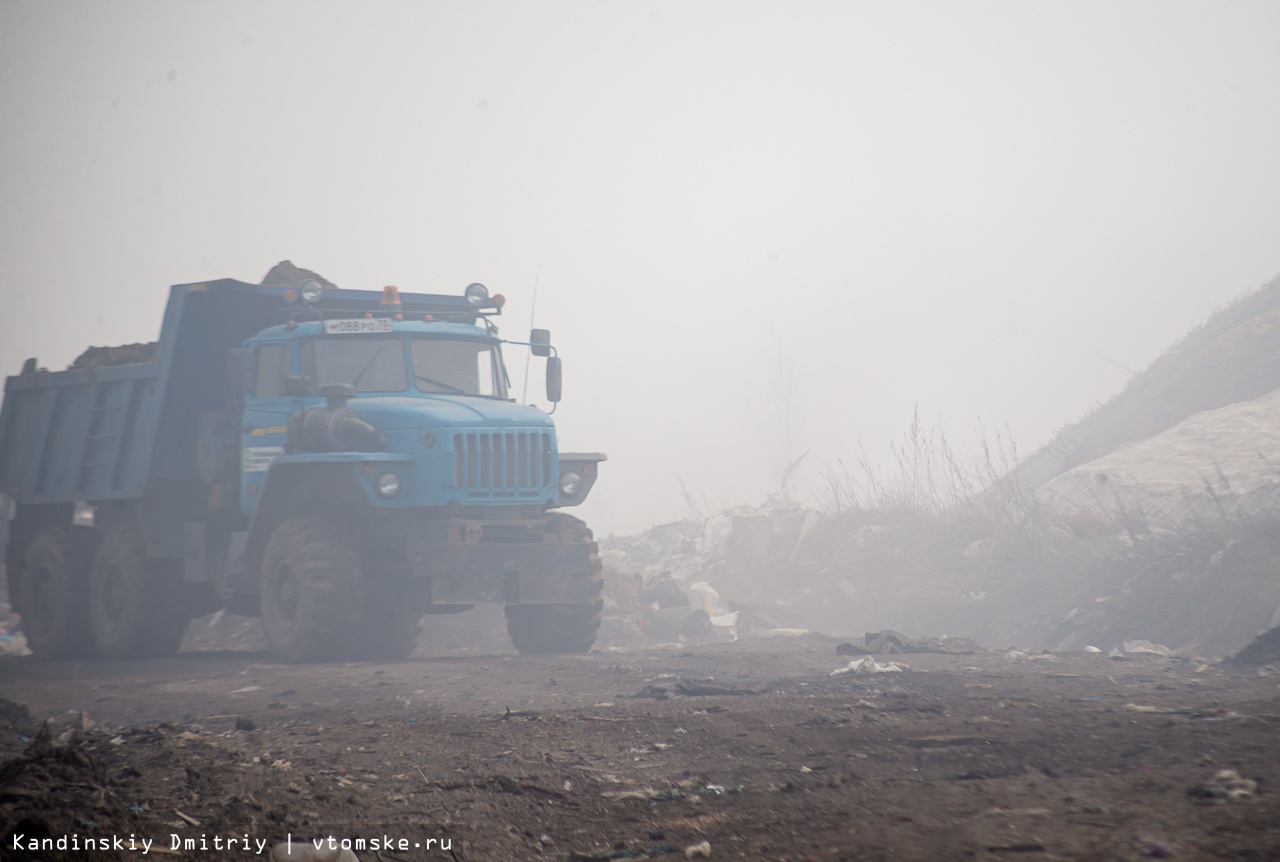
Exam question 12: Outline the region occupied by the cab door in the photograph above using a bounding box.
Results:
[240,342,296,517]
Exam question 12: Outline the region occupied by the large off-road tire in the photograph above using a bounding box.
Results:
[260,515,364,663]
[89,525,189,659]
[505,601,604,653]
[17,526,100,659]
[357,574,422,661]
[504,514,604,654]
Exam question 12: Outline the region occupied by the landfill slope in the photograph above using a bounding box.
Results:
[1014,273,1280,490]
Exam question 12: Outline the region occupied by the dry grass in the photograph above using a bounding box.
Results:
[799,406,1280,654]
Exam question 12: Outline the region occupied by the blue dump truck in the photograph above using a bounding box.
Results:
[0,272,605,662]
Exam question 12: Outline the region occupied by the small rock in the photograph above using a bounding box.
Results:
[685,840,711,858]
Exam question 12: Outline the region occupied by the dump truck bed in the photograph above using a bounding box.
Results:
[0,278,478,506]
[0,358,161,504]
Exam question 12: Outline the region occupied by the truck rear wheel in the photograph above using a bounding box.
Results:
[89,525,190,659]
[260,515,364,663]
[17,526,100,659]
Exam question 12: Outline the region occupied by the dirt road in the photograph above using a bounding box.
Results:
[2,635,1278,861]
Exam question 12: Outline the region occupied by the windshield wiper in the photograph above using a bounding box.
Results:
[415,374,467,395]
[351,347,386,390]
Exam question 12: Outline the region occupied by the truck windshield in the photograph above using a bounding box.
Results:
[299,337,407,393]
[411,338,508,399]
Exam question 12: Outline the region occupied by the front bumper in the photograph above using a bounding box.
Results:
[407,538,601,605]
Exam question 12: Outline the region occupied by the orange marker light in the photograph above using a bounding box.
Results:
[283,288,298,302]
[364,312,373,319]
[424,314,434,322]
[492,294,507,308]
[381,285,402,307]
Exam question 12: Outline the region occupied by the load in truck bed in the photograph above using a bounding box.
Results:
[60,261,332,371]
[68,342,157,370]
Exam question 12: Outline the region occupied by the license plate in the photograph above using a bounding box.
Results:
[324,318,394,334]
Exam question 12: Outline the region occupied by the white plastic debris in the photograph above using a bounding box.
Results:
[687,581,720,611]
[1005,650,1060,663]
[831,657,903,675]
[1123,640,1173,657]
[1196,769,1258,803]
[685,840,712,858]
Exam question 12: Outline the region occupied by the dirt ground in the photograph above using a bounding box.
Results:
[2,630,1279,861]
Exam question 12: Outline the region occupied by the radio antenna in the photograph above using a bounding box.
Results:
[521,264,541,403]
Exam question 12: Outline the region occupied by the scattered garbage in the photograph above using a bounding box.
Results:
[684,840,712,858]
[0,625,29,656]
[1189,769,1258,804]
[1123,640,1174,657]
[1004,650,1059,663]
[629,681,763,699]
[837,630,977,656]
[831,657,904,675]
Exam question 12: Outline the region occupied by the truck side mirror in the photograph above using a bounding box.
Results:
[284,374,311,397]
[530,329,552,358]
[546,356,562,403]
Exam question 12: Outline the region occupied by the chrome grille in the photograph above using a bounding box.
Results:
[454,430,553,495]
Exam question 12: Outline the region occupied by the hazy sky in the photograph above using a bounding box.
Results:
[2,1,1279,536]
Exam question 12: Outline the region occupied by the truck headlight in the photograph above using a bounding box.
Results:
[300,279,324,303]
[376,472,401,497]
[464,283,490,307]
[558,469,583,497]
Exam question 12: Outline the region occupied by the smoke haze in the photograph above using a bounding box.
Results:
[2,0,1279,535]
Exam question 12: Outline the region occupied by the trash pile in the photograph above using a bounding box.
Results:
[0,600,27,657]
[599,479,1280,656]
[599,499,819,648]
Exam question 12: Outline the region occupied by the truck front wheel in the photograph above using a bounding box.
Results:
[17,526,100,659]
[260,515,364,663]
[505,599,604,654]
[89,525,189,659]
[504,513,604,654]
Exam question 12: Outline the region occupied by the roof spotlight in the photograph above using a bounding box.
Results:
[464,283,490,307]
[299,279,324,303]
